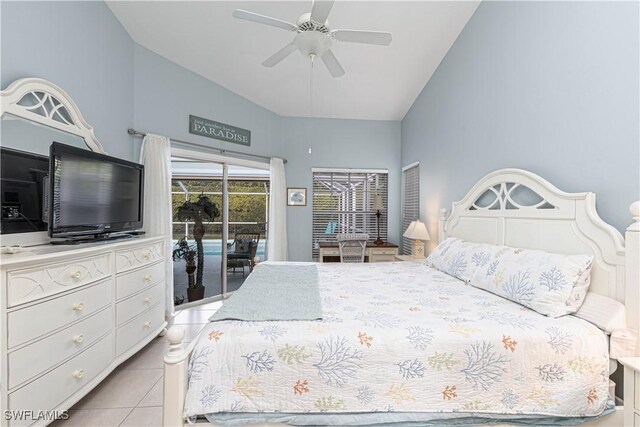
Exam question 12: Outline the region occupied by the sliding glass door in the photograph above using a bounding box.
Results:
[170,150,269,308]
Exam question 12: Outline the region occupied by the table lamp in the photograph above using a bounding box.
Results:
[403,219,430,258]
[373,194,384,245]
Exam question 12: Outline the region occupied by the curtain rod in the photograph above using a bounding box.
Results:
[127,128,286,164]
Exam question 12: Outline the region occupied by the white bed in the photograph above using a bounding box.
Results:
[163,168,640,426]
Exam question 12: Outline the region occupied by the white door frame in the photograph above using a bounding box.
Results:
[221,163,229,298]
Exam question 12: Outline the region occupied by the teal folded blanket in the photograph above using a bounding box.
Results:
[209,263,322,322]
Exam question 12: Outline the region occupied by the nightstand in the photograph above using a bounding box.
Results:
[394,255,425,262]
[619,357,640,426]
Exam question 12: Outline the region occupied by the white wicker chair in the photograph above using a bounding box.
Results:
[336,233,369,263]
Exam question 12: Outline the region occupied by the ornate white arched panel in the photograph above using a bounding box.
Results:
[0,77,105,153]
[440,169,626,303]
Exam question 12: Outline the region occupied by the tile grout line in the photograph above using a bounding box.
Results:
[118,375,163,426]
[117,407,139,427]
[136,376,164,408]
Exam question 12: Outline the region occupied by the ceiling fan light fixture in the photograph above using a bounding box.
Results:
[294,31,332,57]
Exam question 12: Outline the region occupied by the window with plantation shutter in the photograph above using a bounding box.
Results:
[401,163,420,255]
[312,169,388,259]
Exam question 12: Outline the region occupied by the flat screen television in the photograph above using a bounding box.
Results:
[49,142,144,239]
[0,148,49,234]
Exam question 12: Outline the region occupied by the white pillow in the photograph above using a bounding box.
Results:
[573,293,638,358]
[572,292,627,334]
[426,237,593,317]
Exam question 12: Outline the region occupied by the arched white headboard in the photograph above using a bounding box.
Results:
[439,169,639,353]
[1,77,105,153]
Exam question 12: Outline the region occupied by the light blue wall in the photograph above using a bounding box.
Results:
[9,1,630,260]
[402,0,640,239]
[281,117,401,261]
[0,1,401,261]
[0,1,136,160]
[133,45,284,160]
[133,47,403,261]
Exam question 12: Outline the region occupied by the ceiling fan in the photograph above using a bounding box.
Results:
[232,0,392,78]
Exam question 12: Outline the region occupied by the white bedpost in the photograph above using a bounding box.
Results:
[164,326,188,427]
[438,208,448,244]
[625,201,640,356]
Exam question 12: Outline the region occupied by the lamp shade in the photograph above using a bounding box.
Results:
[403,219,430,241]
[373,194,384,211]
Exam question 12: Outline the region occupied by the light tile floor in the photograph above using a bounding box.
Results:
[51,301,222,427]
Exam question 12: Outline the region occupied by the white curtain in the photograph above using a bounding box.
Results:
[139,134,174,320]
[267,158,288,261]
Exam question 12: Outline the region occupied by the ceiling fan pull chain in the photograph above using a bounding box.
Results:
[308,55,314,155]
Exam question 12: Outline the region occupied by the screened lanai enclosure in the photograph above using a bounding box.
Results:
[171,158,269,305]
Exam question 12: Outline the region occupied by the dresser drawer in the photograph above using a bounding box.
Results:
[8,333,113,426]
[116,302,164,356]
[7,253,111,307]
[8,279,112,349]
[8,308,112,389]
[370,255,396,263]
[115,241,164,273]
[321,248,340,256]
[116,261,164,300]
[116,281,165,326]
[371,248,398,255]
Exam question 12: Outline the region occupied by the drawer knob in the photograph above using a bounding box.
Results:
[144,297,152,304]
[144,321,151,329]
[71,271,82,280]
[143,253,151,259]
[72,302,85,312]
[73,334,85,344]
[72,369,85,379]
[143,274,152,282]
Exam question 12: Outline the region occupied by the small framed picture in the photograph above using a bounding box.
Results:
[287,187,307,206]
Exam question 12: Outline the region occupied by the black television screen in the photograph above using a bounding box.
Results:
[0,148,49,234]
[49,142,144,238]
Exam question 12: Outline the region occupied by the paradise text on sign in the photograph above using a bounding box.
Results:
[189,115,251,146]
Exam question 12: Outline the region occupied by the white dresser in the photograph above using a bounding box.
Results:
[0,236,167,426]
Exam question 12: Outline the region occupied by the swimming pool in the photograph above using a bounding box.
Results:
[172,239,266,256]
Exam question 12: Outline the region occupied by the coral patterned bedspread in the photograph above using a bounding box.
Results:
[183,261,609,420]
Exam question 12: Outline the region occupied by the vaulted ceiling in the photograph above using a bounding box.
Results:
[108,1,479,121]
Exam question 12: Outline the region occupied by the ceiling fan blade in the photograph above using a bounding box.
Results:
[310,0,334,23]
[232,9,298,32]
[331,30,392,46]
[321,49,345,78]
[262,43,298,67]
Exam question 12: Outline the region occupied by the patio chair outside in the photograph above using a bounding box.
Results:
[227,232,260,277]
